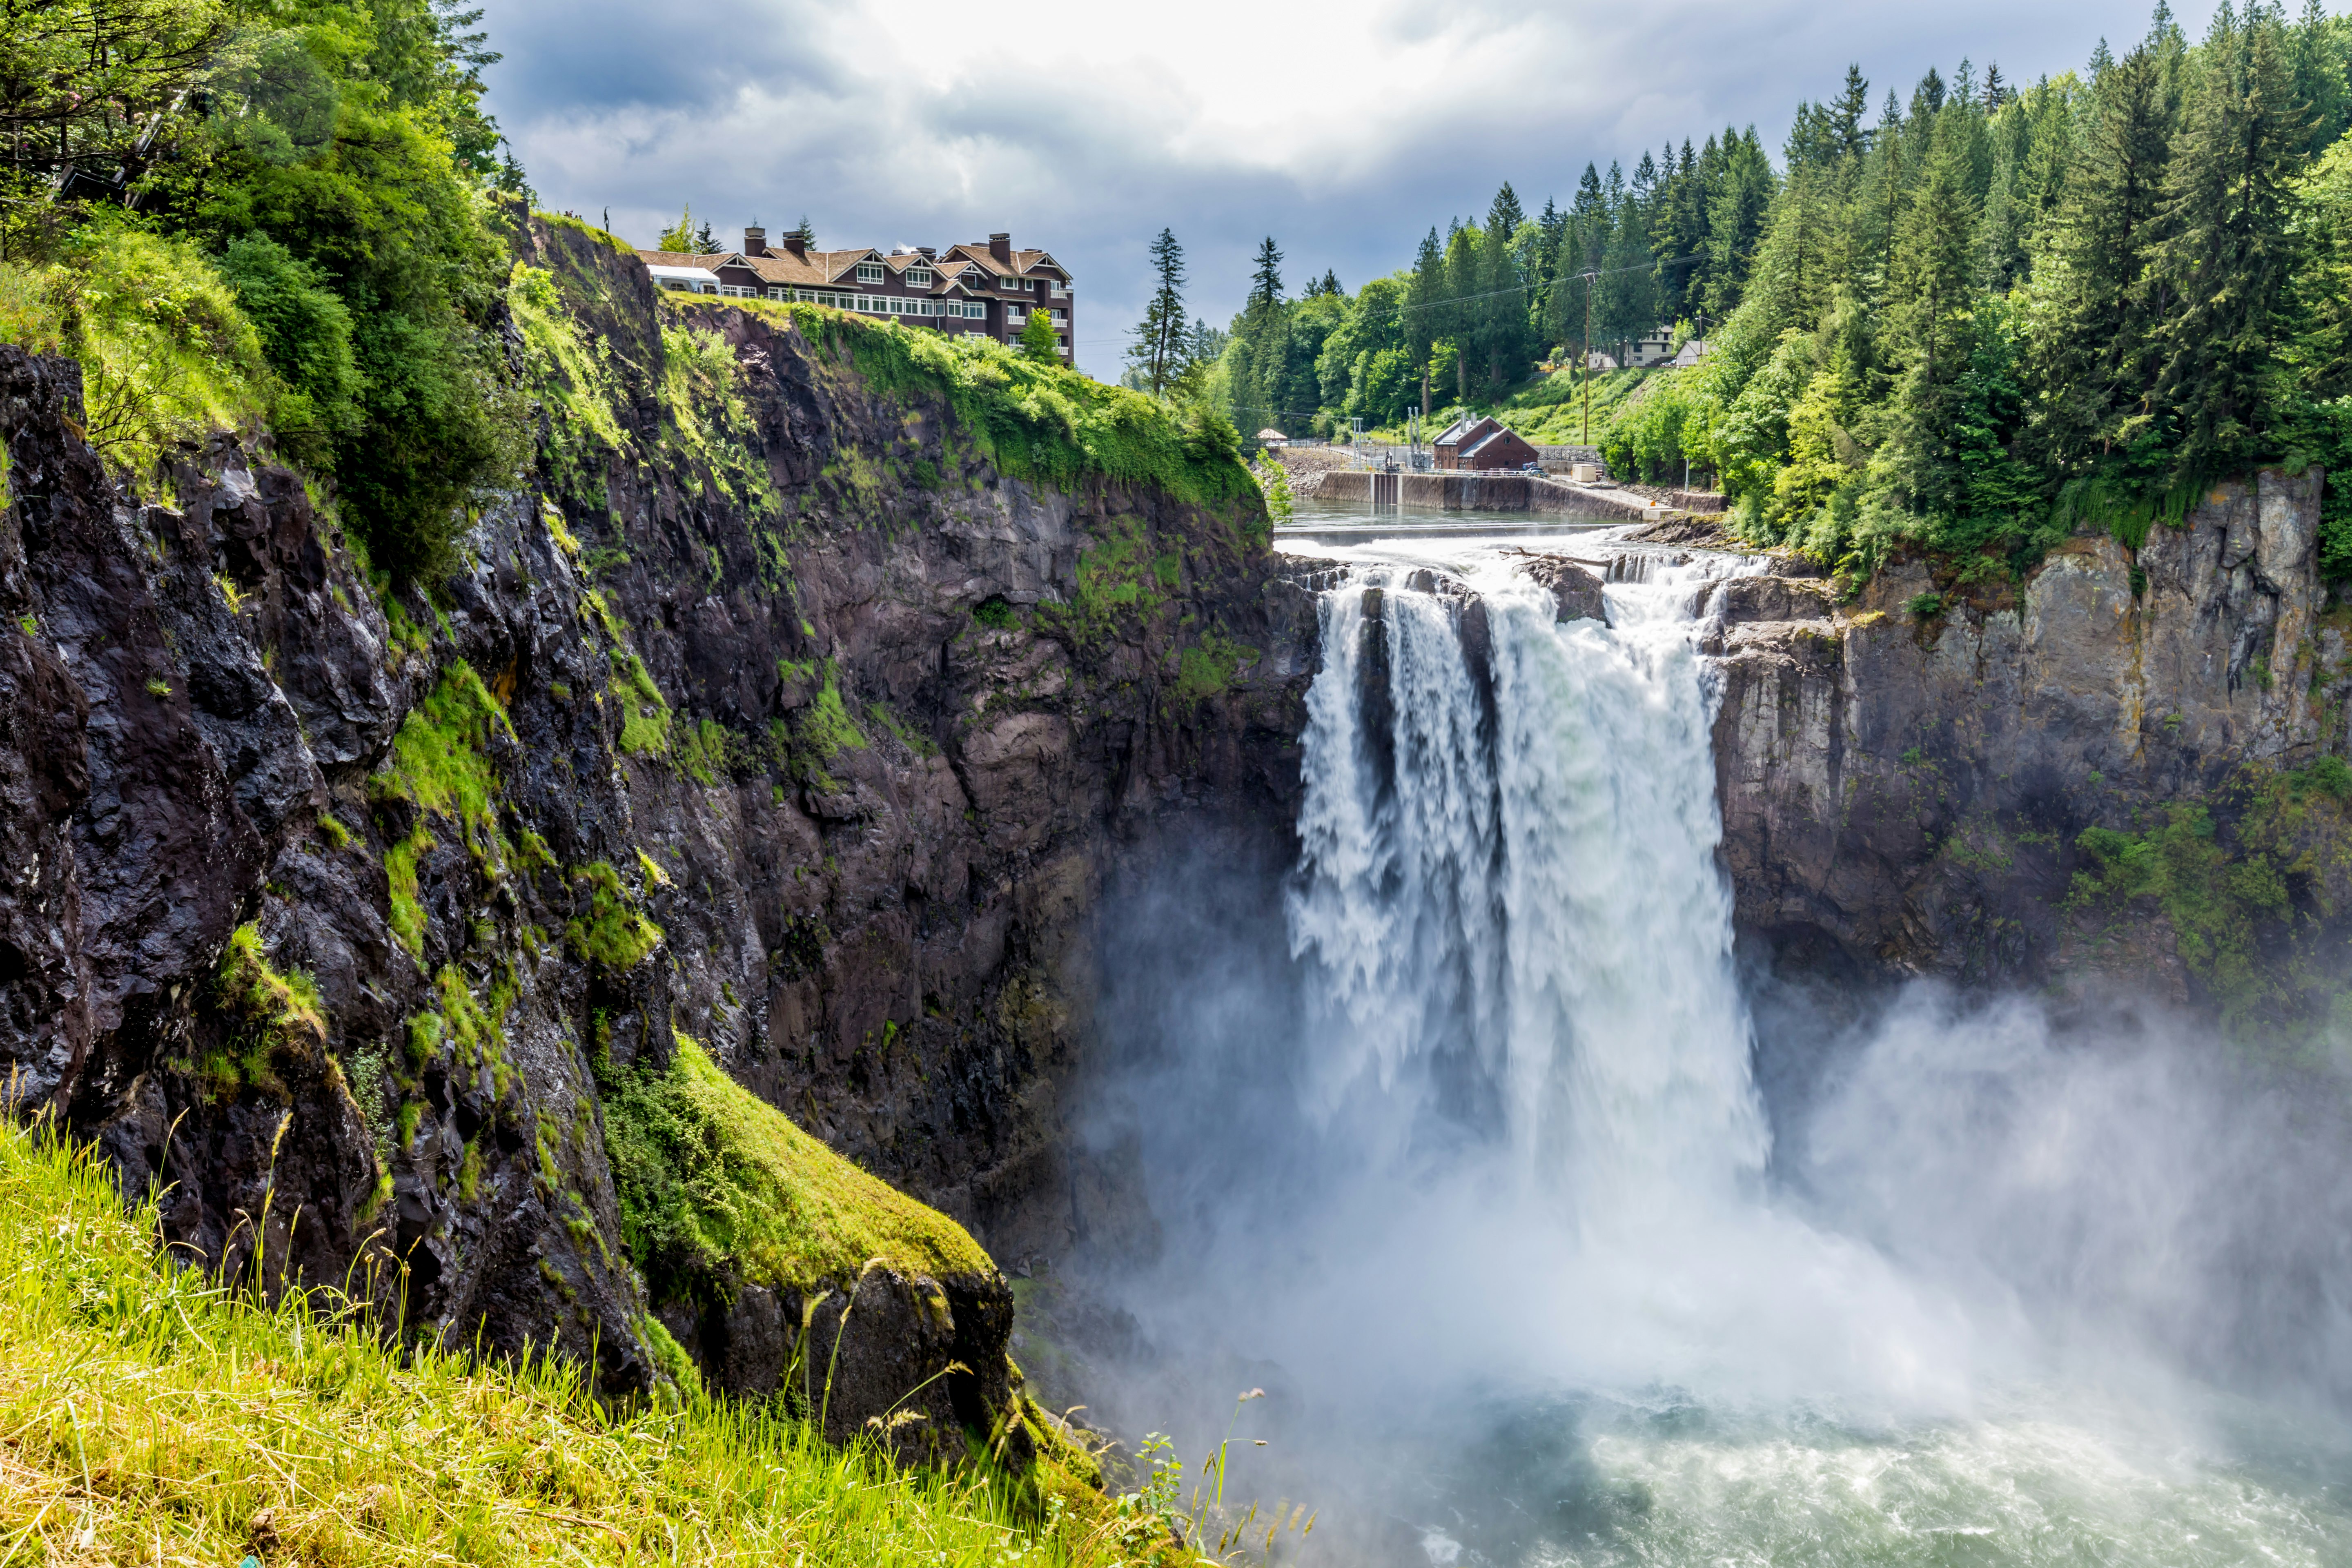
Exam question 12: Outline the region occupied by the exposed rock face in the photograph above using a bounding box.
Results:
[1707,467,2346,989]
[1519,555,1607,622]
[0,211,1321,1433]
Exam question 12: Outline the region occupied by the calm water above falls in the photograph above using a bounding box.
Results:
[1103,536,2352,1567]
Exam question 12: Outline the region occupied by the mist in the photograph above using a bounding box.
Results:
[1050,549,2352,1566]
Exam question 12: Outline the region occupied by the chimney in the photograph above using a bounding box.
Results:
[743,225,767,256]
[917,246,936,260]
[781,232,806,259]
[988,232,1012,265]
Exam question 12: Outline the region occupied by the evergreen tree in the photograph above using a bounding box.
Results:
[1701,128,1776,321]
[1488,180,1526,237]
[1248,236,1284,310]
[1406,226,1446,416]
[1878,128,1987,517]
[1443,223,1481,399]
[2146,1,2312,480]
[2022,42,2178,471]
[1125,227,1188,396]
[1833,68,1873,160]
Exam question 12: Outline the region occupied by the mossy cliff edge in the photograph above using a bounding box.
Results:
[0,211,1321,1458]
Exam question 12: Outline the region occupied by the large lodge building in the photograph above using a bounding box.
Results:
[637,227,1073,361]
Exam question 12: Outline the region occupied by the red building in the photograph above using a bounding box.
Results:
[636,228,1073,362]
[1431,415,1539,472]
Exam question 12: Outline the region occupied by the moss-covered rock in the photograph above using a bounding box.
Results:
[604,1038,1014,1466]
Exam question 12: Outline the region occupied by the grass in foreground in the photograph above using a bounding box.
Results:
[0,1116,1183,1567]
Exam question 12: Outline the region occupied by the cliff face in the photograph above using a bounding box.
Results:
[0,214,1320,1430]
[1704,467,2352,1002]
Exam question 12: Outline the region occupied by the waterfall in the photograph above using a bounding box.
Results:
[1288,555,1768,1229]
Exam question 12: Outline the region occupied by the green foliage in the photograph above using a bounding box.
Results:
[599,1035,993,1309]
[971,595,1018,630]
[0,1118,1120,1564]
[37,221,271,476]
[214,235,362,470]
[1172,630,1258,706]
[1018,303,1061,364]
[757,301,1258,514]
[509,261,627,487]
[200,922,327,1102]
[1249,452,1294,524]
[564,861,662,970]
[611,650,674,756]
[2068,762,2352,1033]
[369,662,512,957]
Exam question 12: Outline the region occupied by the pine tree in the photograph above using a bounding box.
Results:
[1125,227,1187,396]
[2146,1,2312,479]
[1444,223,1481,399]
[1879,129,1987,518]
[2022,42,2178,470]
[1406,227,1446,416]
[1832,65,1872,160]
[1701,128,1777,321]
[1248,236,1284,311]
[1488,181,1526,237]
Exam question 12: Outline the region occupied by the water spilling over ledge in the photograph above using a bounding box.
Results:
[1081,535,2352,1567]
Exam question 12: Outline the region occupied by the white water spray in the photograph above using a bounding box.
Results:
[1097,532,2352,1566]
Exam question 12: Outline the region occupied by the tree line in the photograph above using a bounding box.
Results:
[1130,2,2352,589]
[1123,119,1789,434]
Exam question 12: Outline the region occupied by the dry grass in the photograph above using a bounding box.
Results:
[0,1115,1196,1567]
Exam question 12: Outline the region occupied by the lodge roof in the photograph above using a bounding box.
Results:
[1432,414,1499,448]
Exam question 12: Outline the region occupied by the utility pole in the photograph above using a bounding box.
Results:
[1581,270,1596,446]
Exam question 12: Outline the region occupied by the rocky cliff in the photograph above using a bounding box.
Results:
[1700,467,2352,1020]
[0,213,1321,1446]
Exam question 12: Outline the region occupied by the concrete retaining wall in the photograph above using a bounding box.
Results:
[1319,470,1658,521]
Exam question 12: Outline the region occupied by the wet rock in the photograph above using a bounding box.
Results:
[1521,555,1607,622]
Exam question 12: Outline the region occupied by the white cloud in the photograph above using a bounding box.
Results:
[482,0,2204,379]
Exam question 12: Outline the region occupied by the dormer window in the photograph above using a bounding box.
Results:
[907,267,933,287]
[855,261,884,284]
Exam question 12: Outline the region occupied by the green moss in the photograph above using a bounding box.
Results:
[565,861,664,970]
[866,701,938,758]
[677,717,738,785]
[370,664,513,958]
[2069,762,2352,1034]
[315,812,352,850]
[199,923,327,1104]
[639,1313,704,1401]
[601,1036,993,1309]
[611,650,674,756]
[971,595,1018,630]
[1172,629,1257,706]
[791,663,868,773]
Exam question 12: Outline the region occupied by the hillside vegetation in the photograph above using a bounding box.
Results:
[1179,4,2352,591]
[0,1116,1191,1566]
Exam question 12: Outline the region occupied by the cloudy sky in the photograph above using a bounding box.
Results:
[479,0,2201,380]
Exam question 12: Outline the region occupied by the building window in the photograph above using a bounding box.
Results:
[959,301,982,318]
[1050,281,1070,296]
[720,283,755,297]
[1006,308,1025,325]
[907,268,933,287]
[856,262,884,284]
[1000,274,1024,290]
[1050,308,1067,323]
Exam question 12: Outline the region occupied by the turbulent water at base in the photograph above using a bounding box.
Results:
[1095,539,2352,1568]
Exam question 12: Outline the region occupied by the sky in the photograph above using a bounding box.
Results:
[478,0,2213,382]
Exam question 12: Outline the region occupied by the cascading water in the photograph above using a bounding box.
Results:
[1092,527,2352,1568]
[1289,556,1766,1222]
